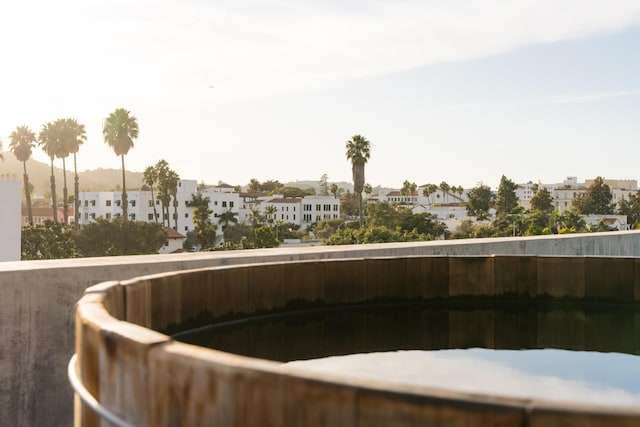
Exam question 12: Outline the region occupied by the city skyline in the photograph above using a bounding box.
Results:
[1,1,639,189]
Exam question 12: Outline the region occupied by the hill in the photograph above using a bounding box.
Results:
[0,151,143,196]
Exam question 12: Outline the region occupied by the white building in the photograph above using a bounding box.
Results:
[79,182,342,242]
[0,180,21,262]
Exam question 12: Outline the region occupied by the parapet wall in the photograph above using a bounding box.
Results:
[74,255,640,426]
[3,231,640,426]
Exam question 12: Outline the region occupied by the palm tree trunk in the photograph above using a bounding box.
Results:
[358,193,363,227]
[150,187,158,223]
[121,154,128,220]
[74,153,79,229]
[23,162,33,225]
[173,198,178,230]
[49,158,58,223]
[62,157,68,224]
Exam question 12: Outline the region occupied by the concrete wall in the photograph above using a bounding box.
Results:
[74,255,640,426]
[2,231,640,426]
[0,180,21,262]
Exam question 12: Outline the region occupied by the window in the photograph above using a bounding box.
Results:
[90,200,96,207]
[222,201,227,208]
[173,213,177,220]
[116,200,121,207]
[90,213,96,219]
[230,201,234,208]
[106,213,111,219]
[84,200,88,207]
[148,213,154,220]
[323,204,331,211]
[184,213,189,218]
[293,214,296,220]
[316,204,321,210]
[214,201,218,206]
[131,200,136,207]
[148,200,154,207]
[84,213,88,219]
[106,200,111,207]
[130,214,136,220]
[334,204,339,211]
[184,226,188,232]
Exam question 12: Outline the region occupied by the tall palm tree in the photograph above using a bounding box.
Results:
[218,209,239,232]
[38,121,59,222]
[167,169,180,230]
[61,118,86,228]
[54,119,72,224]
[345,134,371,226]
[143,165,159,223]
[102,108,139,220]
[9,125,37,225]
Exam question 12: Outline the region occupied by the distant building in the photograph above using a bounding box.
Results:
[159,227,186,254]
[21,207,72,227]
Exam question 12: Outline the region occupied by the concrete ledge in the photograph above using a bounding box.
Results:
[4,231,640,426]
[74,254,640,426]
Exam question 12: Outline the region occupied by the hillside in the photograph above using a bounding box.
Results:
[0,151,143,195]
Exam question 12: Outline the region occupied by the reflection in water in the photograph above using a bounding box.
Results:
[284,349,640,407]
[174,302,640,405]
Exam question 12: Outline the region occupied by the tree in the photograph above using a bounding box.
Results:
[530,187,554,213]
[247,178,261,193]
[345,134,371,226]
[573,176,615,215]
[320,174,329,196]
[21,220,79,260]
[363,183,372,198]
[495,175,519,217]
[273,186,315,198]
[252,225,279,248]
[439,181,450,204]
[218,209,239,232]
[167,169,180,229]
[58,118,86,228]
[330,183,345,199]
[466,182,495,220]
[143,166,159,223]
[103,108,139,220]
[192,200,217,250]
[74,218,166,256]
[618,191,640,228]
[54,118,74,224]
[38,121,59,222]
[401,180,417,204]
[264,205,277,225]
[9,125,36,225]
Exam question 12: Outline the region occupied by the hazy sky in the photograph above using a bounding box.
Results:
[1,0,639,189]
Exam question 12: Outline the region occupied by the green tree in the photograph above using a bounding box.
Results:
[143,165,159,223]
[319,173,329,196]
[340,190,360,217]
[439,181,450,204]
[38,121,59,222]
[74,218,166,256]
[21,220,79,259]
[495,175,519,216]
[9,125,36,225]
[557,209,587,233]
[218,209,239,232]
[466,182,495,220]
[252,225,279,248]
[57,118,86,227]
[573,176,614,214]
[618,191,640,228]
[345,134,371,226]
[401,180,417,203]
[168,169,180,229]
[264,205,277,225]
[247,178,261,192]
[273,186,315,198]
[192,201,217,250]
[530,187,554,213]
[102,108,139,220]
[363,183,372,198]
[55,118,76,224]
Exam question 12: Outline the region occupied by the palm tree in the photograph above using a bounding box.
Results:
[440,181,450,204]
[62,118,86,228]
[102,108,139,220]
[9,126,37,225]
[345,134,371,226]
[218,209,239,232]
[167,169,180,230]
[143,166,159,223]
[264,205,277,225]
[54,119,73,224]
[38,121,59,222]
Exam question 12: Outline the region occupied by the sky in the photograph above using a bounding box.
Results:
[1,0,639,189]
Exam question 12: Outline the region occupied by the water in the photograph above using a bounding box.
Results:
[175,301,640,406]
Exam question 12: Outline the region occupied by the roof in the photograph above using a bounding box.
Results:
[22,207,73,216]
[164,227,185,239]
[385,191,417,197]
[267,198,302,203]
